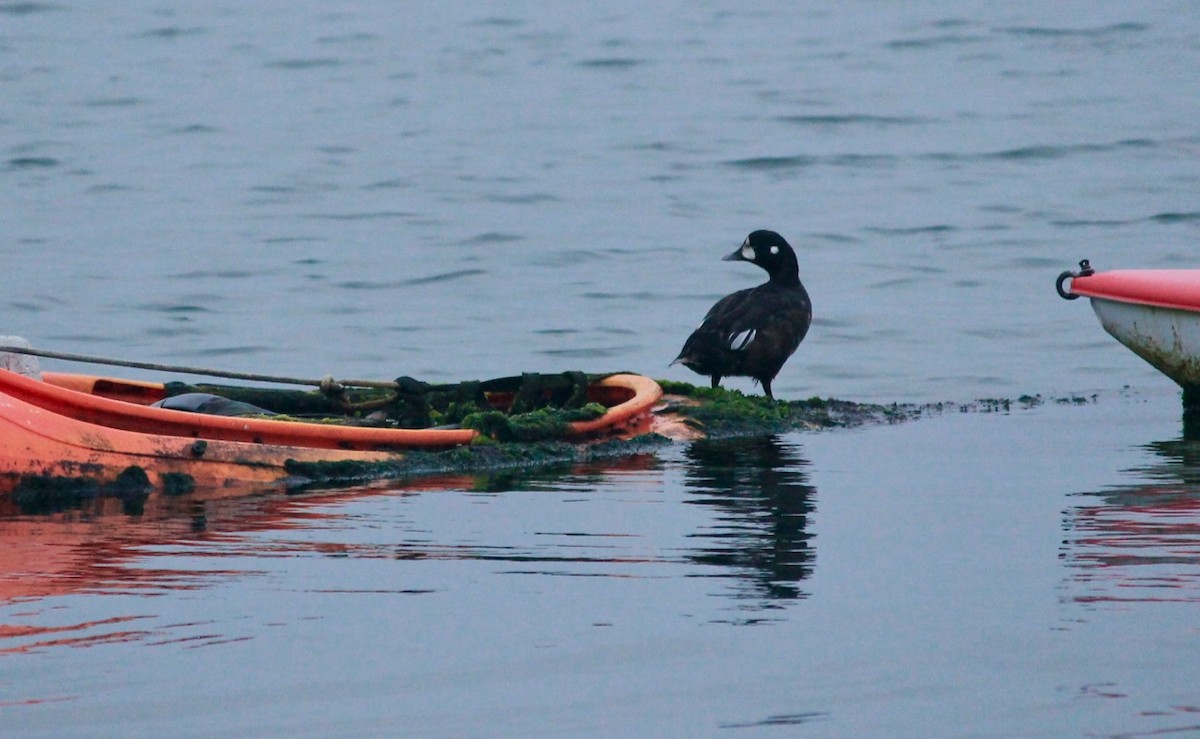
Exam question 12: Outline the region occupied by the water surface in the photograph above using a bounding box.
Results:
[4,391,1200,736]
[4,2,1200,735]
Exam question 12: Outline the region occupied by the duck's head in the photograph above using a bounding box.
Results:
[723,229,799,285]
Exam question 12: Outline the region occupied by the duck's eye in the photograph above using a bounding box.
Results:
[741,245,755,260]
[769,245,779,255]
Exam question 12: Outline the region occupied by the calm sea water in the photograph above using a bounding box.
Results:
[4,2,1200,736]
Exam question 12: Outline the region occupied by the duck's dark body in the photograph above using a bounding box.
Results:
[673,230,812,399]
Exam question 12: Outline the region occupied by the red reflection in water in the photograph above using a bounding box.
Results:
[1065,481,1200,604]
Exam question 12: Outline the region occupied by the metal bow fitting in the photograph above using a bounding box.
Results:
[1056,259,1095,300]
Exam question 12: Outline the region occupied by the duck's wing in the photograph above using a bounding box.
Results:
[706,285,812,355]
[696,286,757,331]
[673,288,754,370]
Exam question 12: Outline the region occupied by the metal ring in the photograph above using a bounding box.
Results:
[1056,270,1079,300]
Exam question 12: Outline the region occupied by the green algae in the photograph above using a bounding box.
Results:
[655,379,916,437]
[462,402,607,442]
[281,382,920,488]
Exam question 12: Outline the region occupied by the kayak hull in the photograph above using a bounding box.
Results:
[1089,297,1200,389]
[0,369,663,493]
[0,385,402,491]
[1066,268,1200,398]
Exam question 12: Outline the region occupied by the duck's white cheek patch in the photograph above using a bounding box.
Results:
[741,245,755,260]
[729,328,756,351]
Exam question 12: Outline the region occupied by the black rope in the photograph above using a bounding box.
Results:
[0,344,399,390]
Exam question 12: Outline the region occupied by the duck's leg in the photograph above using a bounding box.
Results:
[761,379,774,399]
[710,375,722,389]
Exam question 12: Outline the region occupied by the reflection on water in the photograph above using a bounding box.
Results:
[0,461,613,608]
[0,493,263,606]
[0,442,821,655]
[683,435,816,603]
[1064,437,1200,604]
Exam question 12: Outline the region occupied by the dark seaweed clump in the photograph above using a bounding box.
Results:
[12,465,157,515]
[160,472,197,497]
[11,475,101,515]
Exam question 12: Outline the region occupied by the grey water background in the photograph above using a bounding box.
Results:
[3,1,1200,736]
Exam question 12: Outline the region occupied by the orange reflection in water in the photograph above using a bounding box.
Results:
[0,475,470,655]
[0,458,663,655]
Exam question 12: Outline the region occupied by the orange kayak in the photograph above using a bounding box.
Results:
[0,369,663,494]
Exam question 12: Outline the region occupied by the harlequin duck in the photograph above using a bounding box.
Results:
[672,230,812,399]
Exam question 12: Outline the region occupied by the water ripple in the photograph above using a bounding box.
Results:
[723,155,817,171]
[81,97,144,108]
[265,58,343,70]
[576,58,644,70]
[461,232,523,245]
[168,270,263,280]
[133,26,207,40]
[920,138,1156,165]
[134,302,213,314]
[337,269,486,290]
[775,114,931,127]
[1051,212,1200,229]
[720,712,830,729]
[302,211,417,221]
[1001,22,1150,39]
[6,157,58,170]
[1150,212,1200,225]
[865,224,957,236]
[0,2,59,15]
[886,33,989,50]
[988,139,1154,161]
[169,124,219,135]
[538,345,639,359]
[485,193,559,205]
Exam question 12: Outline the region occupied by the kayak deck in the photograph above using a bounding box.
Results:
[1069,269,1200,313]
[0,370,662,452]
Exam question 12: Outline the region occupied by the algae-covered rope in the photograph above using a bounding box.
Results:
[0,344,400,392]
[0,345,615,419]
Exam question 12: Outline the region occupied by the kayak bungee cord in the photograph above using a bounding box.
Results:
[0,344,397,393]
